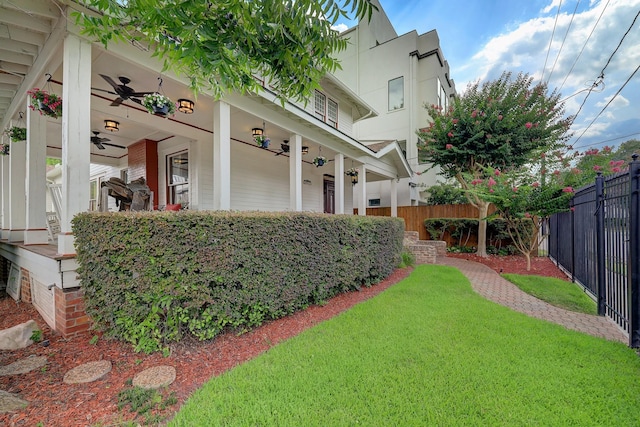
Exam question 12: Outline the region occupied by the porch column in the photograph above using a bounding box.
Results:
[289,133,302,211]
[390,178,398,217]
[358,165,367,216]
[213,100,231,210]
[8,120,26,242]
[25,106,49,244]
[334,153,345,214]
[0,144,8,239]
[58,34,92,255]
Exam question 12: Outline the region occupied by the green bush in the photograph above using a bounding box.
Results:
[72,211,404,353]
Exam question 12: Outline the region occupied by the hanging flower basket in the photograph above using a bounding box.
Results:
[254,135,270,148]
[27,88,62,119]
[5,126,27,142]
[313,156,327,167]
[345,167,358,176]
[0,143,9,156]
[142,93,176,117]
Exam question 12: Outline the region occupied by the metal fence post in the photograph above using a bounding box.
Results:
[628,155,640,347]
[570,198,575,283]
[595,172,606,316]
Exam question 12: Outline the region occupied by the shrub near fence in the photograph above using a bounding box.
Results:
[72,211,404,353]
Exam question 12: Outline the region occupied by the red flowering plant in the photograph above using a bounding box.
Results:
[417,71,573,256]
[27,88,63,119]
[468,155,575,270]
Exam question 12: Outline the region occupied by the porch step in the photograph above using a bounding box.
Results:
[403,232,447,264]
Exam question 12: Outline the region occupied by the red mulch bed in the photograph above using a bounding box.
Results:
[447,253,570,281]
[0,256,568,426]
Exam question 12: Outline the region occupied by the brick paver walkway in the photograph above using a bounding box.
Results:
[438,257,628,344]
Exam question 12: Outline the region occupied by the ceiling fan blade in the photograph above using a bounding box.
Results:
[94,142,106,150]
[130,97,143,105]
[102,142,127,149]
[110,97,124,107]
[99,74,120,90]
[91,87,117,95]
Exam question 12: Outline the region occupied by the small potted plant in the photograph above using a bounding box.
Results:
[27,88,62,119]
[313,156,327,167]
[0,143,9,156]
[142,93,176,117]
[254,135,270,149]
[5,126,27,142]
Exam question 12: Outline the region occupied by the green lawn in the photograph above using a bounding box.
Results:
[169,265,640,426]
[502,273,598,315]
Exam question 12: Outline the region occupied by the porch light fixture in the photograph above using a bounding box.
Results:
[104,119,119,132]
[302,146,309,155]
[177,98,194,114]
[252,127,264,138]
[350,174,358,185]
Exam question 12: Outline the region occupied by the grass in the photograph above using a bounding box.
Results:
[168,265,640,426]
[502,273,597,315]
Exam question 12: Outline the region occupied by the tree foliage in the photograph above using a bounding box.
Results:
[417,71,573,256]
[423,182,468,205]
[75,0,376,102]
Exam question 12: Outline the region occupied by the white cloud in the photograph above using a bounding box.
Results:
[331,23,349,33]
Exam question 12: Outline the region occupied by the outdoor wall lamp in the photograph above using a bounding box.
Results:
[252,127,264,138]
[104,119,119,132]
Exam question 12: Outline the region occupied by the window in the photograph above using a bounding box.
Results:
[437,78,448,111]
[314,90,339,128]
[89,177,102,211]
[168,151,189,206]
[388,76,404,111]
[368,198,381,207]
[120,169,129,184]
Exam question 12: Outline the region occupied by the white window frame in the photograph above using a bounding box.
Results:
[89,176,104,211]
[314,90,339,128]
[388,76,404,111]
[167,150,189,206]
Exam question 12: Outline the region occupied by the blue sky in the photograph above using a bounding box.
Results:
[335,0,640,156]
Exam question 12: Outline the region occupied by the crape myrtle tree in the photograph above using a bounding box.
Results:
[76,0,376,101]
[417,72,573,257]
[469,162,575,271]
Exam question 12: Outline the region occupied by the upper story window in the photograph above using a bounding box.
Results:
[437,78,448,110]
[388,76,404,111]
[168,151,189,207]
[314,90,339,128]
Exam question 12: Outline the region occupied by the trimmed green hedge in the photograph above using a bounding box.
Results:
[72,211,404,353]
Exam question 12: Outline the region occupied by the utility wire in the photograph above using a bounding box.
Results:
[572,64,640,149]
[569,131,640,152]
[570,8,640,123]
[558,0,610,92]
[541,0,563,83]
[547,0,581,84]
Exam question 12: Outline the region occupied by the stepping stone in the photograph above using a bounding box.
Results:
[0,356,47,376]
[0,390,28,413]
[132,365,176,389]
[63,360,112,384]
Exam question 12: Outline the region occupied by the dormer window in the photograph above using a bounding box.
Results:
[315,90,339,128]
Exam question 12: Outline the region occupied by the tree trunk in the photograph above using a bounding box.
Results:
[476,201,489,257]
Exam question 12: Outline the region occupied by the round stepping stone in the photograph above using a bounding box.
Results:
[132,365,176,389]
[0,356,47,376]
[0,390,28,413]
[63,360,112,384]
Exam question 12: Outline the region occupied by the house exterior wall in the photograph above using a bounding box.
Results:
[335,0,456,207]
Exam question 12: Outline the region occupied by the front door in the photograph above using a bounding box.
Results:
[323,177,335,214]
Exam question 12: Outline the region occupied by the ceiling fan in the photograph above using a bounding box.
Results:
[92,75,153,106]
[275,140,290,156]
[91,131,126,150]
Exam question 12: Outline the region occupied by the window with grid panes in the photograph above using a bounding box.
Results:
[327,99,338,128]
[314,90,326,121]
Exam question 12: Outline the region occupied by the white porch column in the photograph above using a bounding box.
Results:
[58,34,92,255]
[25,107,49,244]
[390,178,398,217]
[0,142,8,239]
[358,165,367,216]
[334,153,345,214]
[7,120,26,242]
[289,133,302,211]
[213,100,231,210]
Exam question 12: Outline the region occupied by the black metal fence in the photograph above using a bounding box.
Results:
[549,155,640,347]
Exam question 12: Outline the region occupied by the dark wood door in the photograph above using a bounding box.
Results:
[324,179,335,214]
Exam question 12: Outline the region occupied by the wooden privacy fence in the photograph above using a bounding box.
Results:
[354,204,496,244]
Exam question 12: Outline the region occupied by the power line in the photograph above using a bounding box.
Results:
[558,0,610,92]
[572,64,640,149]
[569,131,640,152]
[541,0,563,83]
[547,0,581,84]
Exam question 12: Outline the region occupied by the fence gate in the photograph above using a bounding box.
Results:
[549,155,640,347]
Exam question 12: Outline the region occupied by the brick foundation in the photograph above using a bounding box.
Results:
[404,231,447,264]
[54,287,91,338]
[20,268,32,303]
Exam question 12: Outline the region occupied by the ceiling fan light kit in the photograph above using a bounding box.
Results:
[104,119,119,132]
[177,99,194,114]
